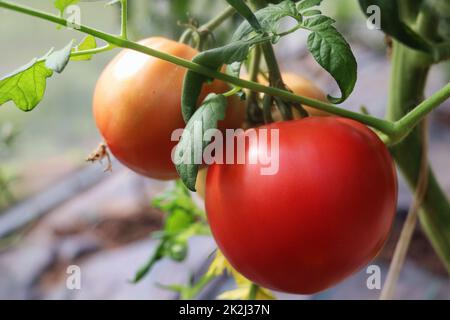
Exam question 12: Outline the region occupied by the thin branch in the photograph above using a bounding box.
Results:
[380,118,430,300]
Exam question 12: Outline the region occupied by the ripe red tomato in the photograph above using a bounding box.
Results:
[93,37,245,180]
[205,117,397,294]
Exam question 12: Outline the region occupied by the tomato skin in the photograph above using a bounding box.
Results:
[205,117,397,294]
[259,72,329,118]
[93,37,244,180]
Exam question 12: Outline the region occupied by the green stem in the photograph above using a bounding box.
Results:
[179,6,236,45]
[261,42,293,120]
[388,40,450,272]
[247,45,264,124]
[223,86,242,97]
[248,283,259,300]
[200,5,236,33]
[120,0,128,39]
[0,1,447,140]
[70,44,115,57]
[393,82,450,141]
[181,273,216,300]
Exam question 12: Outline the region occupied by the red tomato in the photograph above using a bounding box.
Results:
[93,37,244,180]
[206,117,397,294]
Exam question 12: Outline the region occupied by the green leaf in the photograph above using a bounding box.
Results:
[0,59,53,112]
[176,94,227,191]
[45,40,74,73]
[131,240,166,283]
[54,0,79,15]
[225,0,262,32]
[306,21,357,103]
[304,15,335,30]
[164,209,195,234]
[71,35,97,61]
[296,0,323,11]
[232,0,300,41]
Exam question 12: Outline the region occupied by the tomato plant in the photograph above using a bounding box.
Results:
[0,0,449,301]
[206,117,397,293]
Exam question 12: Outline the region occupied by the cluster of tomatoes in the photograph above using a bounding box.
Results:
[93,37,397,294]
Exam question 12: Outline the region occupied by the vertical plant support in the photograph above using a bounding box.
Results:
[387,41,450,272]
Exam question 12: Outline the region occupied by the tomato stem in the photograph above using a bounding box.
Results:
[179,6,236,47]
[120,0,128,40]
[70,44,115,58]
[248,283,259,300]
[386,10,450,276]
[223,86,242,97]
[247,45,264,124]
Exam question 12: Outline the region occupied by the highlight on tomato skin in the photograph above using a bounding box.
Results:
[92,37,245,180]
[205,117,398,294]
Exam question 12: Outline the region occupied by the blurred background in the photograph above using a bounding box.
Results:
[0,0,449,300]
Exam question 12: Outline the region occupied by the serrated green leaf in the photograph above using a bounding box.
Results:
[54,0,79,15]
[0,59,53,112]
[306,23,357,103]
[71,35,97,61]
[296,0,323,11]
[176,94,227,191]
[304,15,335,30]
[45,40,74,73]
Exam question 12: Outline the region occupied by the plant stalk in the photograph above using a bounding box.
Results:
[387,40,450,273]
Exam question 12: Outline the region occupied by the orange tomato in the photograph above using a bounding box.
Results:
[93,37,245,180]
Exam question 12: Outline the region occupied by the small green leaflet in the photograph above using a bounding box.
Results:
[296,0,323,11]
[132,181,209,283]
[46,40,74,73]
[231,0,357,104]
[232,0,300,42]
[305,15,357,103]
[0,42,75,111]
[71,35,97,61]
[0,59,53,112]
[176,94,227,191]
[54,0,79,15]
